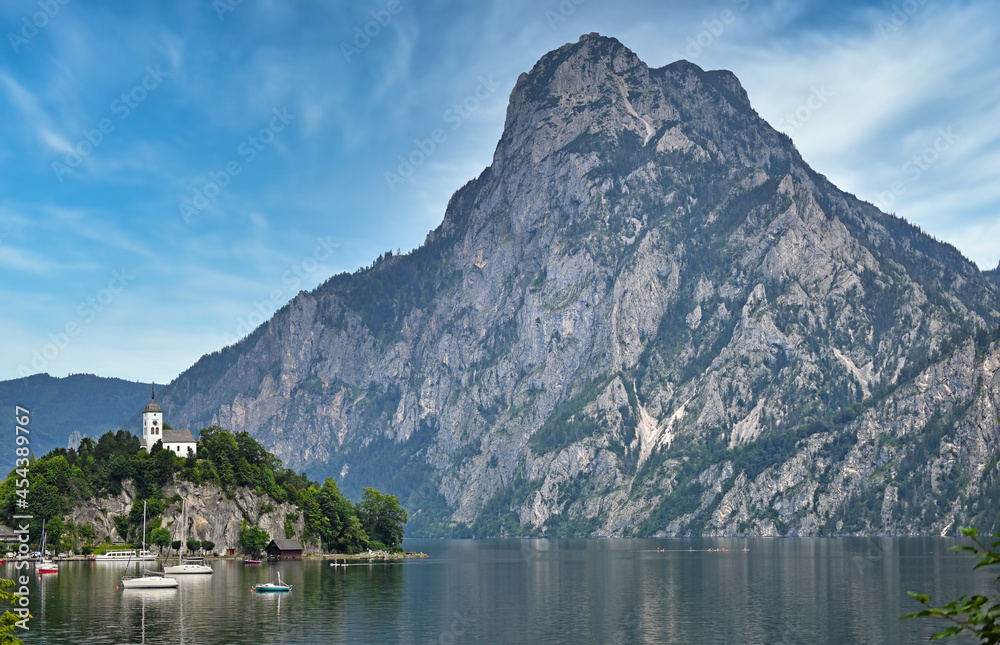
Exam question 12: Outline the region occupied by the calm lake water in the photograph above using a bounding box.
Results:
[14,537,998,644]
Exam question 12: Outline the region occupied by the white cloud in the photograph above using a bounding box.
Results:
[704,1,1000,268]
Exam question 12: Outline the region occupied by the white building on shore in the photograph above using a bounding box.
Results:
[139,388,197,457]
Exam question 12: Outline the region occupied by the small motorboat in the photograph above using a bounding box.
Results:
[244,559,262,565]
[251,571,291,593]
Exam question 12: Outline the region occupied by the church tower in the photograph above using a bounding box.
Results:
[142,387,163,451]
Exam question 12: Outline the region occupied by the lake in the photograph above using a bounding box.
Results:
[13,537,998,644]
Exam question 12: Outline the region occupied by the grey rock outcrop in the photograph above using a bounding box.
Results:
[157,34,1000,537]
[68,479,313,552]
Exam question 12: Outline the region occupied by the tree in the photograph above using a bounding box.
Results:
[171,540,182,554]
[904,525,1000,642]
[238,521,269,557]
[80,524,97,543]
[201,540,215,555]
[150,527,171,555]
[186,539,200,555]
[356,487,408,549]
[317,479,369,553]
[1,577,26,645]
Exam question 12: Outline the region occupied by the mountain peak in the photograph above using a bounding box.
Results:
[159,35,1000,540]
[489,35,791,206]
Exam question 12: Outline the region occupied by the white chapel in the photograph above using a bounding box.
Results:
[140,388,198,458]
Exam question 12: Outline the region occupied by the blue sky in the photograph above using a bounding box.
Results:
[1,0,998,384]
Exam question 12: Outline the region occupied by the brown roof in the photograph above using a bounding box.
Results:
[268,539,303,551]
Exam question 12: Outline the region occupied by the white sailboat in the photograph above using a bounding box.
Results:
[163,499,213,575]
[121,501,178,590]
[121,565,179,589]
[37,519,58,574]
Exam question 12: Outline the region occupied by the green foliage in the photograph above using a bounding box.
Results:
[318,417,439,537]
[150,527,171,553]
[0,426,407,555]
[238,520,269,556]
[357,487,408,549]
[320,219,462,342]
[0,428,182,546]
[201,540,215,554]
[639,480,705,534]
[469,476,541,538]
[903,525,1000,643]
[0,576,26,645]
[110,498,166,546]
[186,539,200,553]
[309,479,370,553]
[528,376,614,454]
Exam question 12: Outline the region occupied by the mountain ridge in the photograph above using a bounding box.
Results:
[0,373,153,471]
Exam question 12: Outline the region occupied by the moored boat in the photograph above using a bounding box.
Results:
[163,562,213,575]
[36,520,58,574]
[121,567,179,589]
[251,571,291,593]
[120,502,179,590]
[162,500,213,575]
[94,549,157,561]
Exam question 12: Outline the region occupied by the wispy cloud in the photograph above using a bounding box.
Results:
[1,0,997,382]
[0,70,70,153]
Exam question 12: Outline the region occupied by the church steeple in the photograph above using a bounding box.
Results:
[141,385,163,450]
[137,388,197,458]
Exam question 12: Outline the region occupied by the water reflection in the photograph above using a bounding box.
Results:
[120,589,178,645]
[24,539,999,644]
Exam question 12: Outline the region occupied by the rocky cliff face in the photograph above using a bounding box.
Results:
[68,479,312,552]
[159,34,1000,537]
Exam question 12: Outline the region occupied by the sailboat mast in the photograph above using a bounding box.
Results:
[180,499,185,562]
[142,500,147,553]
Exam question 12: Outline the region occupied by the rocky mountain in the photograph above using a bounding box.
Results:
[158,34,1000,537]
[986,262,1000,289]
